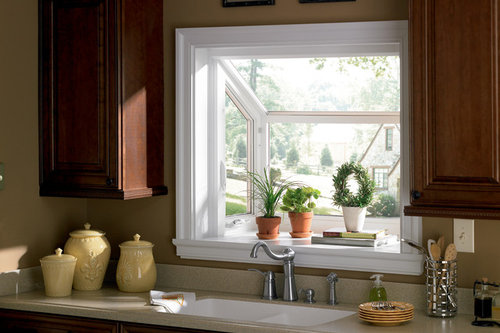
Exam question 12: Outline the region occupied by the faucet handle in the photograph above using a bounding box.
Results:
[249,269,278,300]
[299,288,316,304]
[327,272,338,284]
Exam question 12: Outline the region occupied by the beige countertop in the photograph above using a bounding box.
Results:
[0,286,495,333]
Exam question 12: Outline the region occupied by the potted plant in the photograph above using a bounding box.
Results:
[332,162,375,232]
[248,169,295,239]
[280,187,320,238]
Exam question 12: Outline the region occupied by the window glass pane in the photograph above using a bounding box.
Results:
[374,168,389,189]
[225,94,250,216]
[231,56,400,112]
[270,123,400,219]
[386,128,393,151]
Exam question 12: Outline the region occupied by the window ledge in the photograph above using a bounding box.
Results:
[172,234,423,276]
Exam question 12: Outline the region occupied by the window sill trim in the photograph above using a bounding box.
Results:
[172,238,423,276]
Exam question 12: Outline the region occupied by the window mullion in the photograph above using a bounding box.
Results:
[267,112,400,124]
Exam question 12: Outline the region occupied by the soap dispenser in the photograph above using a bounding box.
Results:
[369,274,387,301]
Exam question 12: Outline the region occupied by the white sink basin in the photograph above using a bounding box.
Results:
[177,298,354,327]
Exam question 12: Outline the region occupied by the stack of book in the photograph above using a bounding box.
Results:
[311,228,398,247]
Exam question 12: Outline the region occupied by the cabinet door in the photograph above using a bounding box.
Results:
[120,323,215,333]
[0,310,118,333]
[406,0,500,218]
[39,0,119,194]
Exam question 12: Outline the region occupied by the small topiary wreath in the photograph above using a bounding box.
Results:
[332,162,375,208]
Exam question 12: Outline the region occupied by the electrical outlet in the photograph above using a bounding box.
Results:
[453,218,474,253]
[0,162,4,190]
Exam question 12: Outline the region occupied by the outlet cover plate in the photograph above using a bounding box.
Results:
[453,218,474,253]
[0,162,4,190]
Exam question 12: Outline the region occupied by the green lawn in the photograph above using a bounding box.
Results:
[226,201,247,215]
[313,206,336,215]
[226,193,247,202]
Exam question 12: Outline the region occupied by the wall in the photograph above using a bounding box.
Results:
[0,0,87,273]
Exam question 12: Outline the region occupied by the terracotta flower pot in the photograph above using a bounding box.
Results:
[288,211,313,238]
[256,216,281,239]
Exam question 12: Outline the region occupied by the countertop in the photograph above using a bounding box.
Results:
[0,286,495,333]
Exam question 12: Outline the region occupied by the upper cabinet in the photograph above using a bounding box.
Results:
[405,0,500,218]
[39,0,167,199]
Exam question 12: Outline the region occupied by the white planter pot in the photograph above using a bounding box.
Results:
[342,206,367,232]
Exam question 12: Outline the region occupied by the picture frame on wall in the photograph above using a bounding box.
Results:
[299,0,355,3]
[223,0,275,7]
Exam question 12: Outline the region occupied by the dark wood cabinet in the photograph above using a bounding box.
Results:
[405,0,500,219]
[0,310,119,332]
[121,322,215,333]
[39,0,167,199]
[0,310,216,333]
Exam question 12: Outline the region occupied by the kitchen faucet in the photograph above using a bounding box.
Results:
[250,241,297,301]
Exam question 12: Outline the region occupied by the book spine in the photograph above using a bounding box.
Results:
[322,232,342,237]
[322,232,376,239]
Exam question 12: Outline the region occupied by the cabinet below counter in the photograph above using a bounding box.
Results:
[0,309,210,333]
[0,287,495,333]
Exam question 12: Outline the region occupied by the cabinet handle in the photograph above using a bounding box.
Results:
[106,178,114,186]
[411,190,421,200]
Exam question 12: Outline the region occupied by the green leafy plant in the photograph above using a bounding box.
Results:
[280,187,321,213]
[247,169,296,218]
[332,162,375,208]
[367,193,398,217]
[297,165,312,175]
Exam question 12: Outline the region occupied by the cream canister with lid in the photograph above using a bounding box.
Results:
[116,234,156,292]
[40,248,77,297]
[64,223,110,291]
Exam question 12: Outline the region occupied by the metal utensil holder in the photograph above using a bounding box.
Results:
[425,257,457,317]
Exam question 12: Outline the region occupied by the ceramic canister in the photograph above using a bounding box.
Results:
[64,223,111,291]
[40,248,77,297]
[116,234,156,292]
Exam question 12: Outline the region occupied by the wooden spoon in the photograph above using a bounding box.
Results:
[430,243,441,262]
[444,243,457,261]
[437,236,445,258]
[440,243,458,308]
[427,241,441,312]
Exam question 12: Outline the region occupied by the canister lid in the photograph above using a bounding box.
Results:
[69,223,105,238]
[119,234,154,248]
[40,248,77,263]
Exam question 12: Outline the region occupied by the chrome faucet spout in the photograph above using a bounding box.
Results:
[250,241,297,302]
[250,241,295,261]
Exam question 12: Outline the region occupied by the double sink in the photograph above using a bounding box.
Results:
[167,241,354,327]
[174,297,355,327]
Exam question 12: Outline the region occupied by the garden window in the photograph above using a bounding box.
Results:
[174,21,422,275]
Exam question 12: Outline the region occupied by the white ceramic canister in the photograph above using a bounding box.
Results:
[64,223,111,290]
[116,234,156,292]
[40,248,77,297]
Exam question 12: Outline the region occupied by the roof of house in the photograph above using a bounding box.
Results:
[358,124,400,174]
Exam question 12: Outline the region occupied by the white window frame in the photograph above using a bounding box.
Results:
[175,21,423,275]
